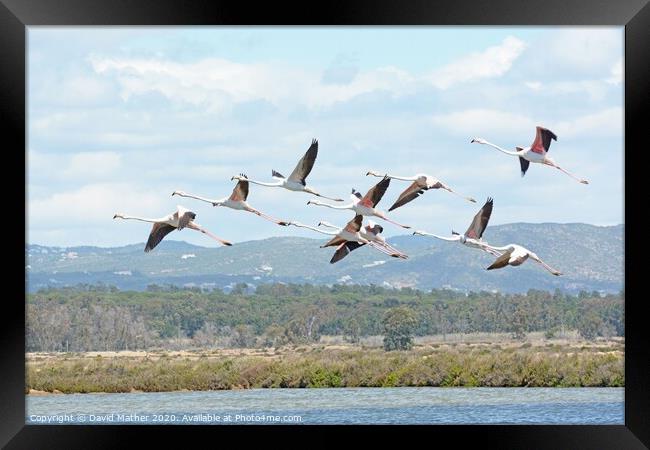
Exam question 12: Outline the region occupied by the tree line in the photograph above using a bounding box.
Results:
[26,283,624,352]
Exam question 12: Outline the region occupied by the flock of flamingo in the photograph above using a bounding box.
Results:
[114,127,589,276]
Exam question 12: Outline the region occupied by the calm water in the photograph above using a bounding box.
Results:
[26,387,624,425]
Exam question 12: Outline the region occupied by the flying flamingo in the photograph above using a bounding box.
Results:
[318,219,408,261]
[413,197,500,256]
[288,215,402,263]
[230,139,344,202]
[366,170,476,211]
[113,205,232,252]
[471,126,588,184]
[475,242,562,276]
[172,175,289,226]
[307,176,412,229]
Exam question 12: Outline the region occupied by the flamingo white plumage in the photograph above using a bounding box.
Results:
[366,170,476,211]
[318,219,408,261]
[113,205,232,252]
[471,126,589,184]
[307,176,411,229]
[476,242,562,276]
[288,215,402,263]
[231,139,344,202]
[172,175,289,226]
[413,197,500,256]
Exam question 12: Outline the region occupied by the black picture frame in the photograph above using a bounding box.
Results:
[3,0,648,448]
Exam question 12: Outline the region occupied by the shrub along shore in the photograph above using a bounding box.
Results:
[27,342,624,393]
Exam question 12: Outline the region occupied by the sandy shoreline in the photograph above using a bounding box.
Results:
[25,336,624,362]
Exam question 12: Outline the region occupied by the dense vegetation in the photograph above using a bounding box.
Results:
[27,344,624,393]
[26,284,624,352]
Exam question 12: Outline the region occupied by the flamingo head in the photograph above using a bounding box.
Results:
[231,174,247,182]
[366,170,384,177]
[470,138,488,145]
[113,213,125,219]
[366,221,383,235]
[171,190,185,197]
[412,230,427,236]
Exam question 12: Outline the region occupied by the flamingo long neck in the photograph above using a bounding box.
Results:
[118,215,160,224]
[386,174,418,182]
[309,200,352,210]
[483,141,520,157]
[422,232,460,242]
[318,222,341,230]
[246,178,283,187]
[174,191,216,205]
[291,223,337,235]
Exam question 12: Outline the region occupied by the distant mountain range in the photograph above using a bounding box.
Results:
[26,223,623,294]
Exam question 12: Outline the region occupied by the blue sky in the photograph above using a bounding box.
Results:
[27,27,623,248]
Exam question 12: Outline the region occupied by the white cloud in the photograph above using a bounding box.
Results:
[426,36,527,89]
[90,56,412,111]
[87,37,525,112]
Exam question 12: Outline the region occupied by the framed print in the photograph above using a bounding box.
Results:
[2,0,649,448]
